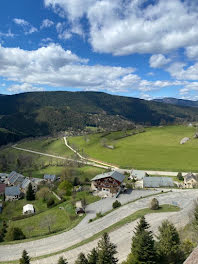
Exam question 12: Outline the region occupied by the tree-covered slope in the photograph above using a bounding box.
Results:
[0,91,198,146]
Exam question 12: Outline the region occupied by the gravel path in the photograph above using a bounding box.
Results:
[0,189,197,262]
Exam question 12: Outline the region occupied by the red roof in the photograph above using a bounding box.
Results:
[0,184,6,194]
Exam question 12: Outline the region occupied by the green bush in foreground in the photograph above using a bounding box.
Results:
[6,227,26,241]
[112,200,121,209]
[149,198,159,210]
[19,250,30,264]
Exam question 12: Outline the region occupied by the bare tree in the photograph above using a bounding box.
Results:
[40,215,56,233]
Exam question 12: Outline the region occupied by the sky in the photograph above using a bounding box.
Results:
[0,0,198,100]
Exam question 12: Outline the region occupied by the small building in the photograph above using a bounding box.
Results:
[21,178,37,193]
[129,170,148,180]
[44,174,57,182]
[8,171,25,186]
[23,204,35,215]
[0,184,6,196]
[91,171,125,196]
[0,173,9,183]
[183,173,198,188]
[5,186,21,201]
[142,177,174,188]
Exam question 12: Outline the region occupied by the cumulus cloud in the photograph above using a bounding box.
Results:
[149,54,171,68]
[186,46,198,59]
[7,83,44,93]
[13,18,37,34]
[44,0,198,56]
[0,43,185,94]
[41,19,54,29]
[167,62,198,80]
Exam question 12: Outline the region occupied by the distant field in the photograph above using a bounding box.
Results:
[18,137,73,157]
[68,126,198,172]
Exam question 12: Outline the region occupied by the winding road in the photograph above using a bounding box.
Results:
[0,189,198,263]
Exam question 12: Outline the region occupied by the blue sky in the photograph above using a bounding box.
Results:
[0,0,198,100]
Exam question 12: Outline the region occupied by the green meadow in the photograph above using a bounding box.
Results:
[69,126,198,172]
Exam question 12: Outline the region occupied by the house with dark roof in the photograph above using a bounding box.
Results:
[183,173,198,188]
[129,170,148,180]
[91,171,125,196]
[142,177,174,188]
[8,171,25,186]
[5,186,22,201]
[21,178,37,193]
[44,174,56,182]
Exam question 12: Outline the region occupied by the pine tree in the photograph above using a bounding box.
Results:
[156,220,184,264]
[19,250,30,264]
[75,253,88,264]
[26,183,35,201]
[97,232,118,264]
[57,256,68,264]
[129,216,157,264]
[87,248,98,264]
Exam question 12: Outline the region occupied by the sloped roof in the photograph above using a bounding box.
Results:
[131,170,147,180]
[91,171,125,183]
[44,174,56,181]
[5,186,21,197]
[184,173,197,182]
[21,178,31,189]
[8,171,24,185]
[143,177,174,188]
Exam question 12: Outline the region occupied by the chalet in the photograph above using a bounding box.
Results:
[183,173,198,188]
[23,204,35,215]
[142,177,174,188]
[91,171,125,196]
[44,174,57,182]
[75,201,85,215]
[5,186,22,201]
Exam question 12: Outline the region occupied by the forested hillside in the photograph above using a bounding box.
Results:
[0,91,198,146]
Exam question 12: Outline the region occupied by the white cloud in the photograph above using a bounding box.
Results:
[186,46,198,59]
[167,62,198,80]
[56,22,72,40]
[0,43,191,94]
[45,0,198,55]
[7,83,44,93]
[13,18,38,35]
[149,54,171,68]
[41,19,54,29]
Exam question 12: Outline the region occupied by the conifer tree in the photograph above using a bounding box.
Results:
[129,216,157,264]
[75,253,88,264]
[26,183,35,201]
[19,250,30,264]
[156,220,184,264]
[97,232,118,264]
[87,248,98,264]
[57,256,68,264]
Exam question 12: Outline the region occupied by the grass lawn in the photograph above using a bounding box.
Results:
[18,137,73,157]
[69,126,198,172]
[23,165,106,180]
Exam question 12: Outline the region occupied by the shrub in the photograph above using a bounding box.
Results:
[47,198,55,208]
[112,200,121,209]
[96,212,103,218]
[177,172,184,181]
[149,198,159,210]
[6,227,26,241]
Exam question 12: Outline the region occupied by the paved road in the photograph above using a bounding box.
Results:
[1,189,198,262]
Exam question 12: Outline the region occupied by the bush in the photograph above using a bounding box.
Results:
[47,198,55,208]
[96,212,103,218]
[112,200,121,209]
[177,172,184,181]
[149,198,159,210]
[6,227,26,241]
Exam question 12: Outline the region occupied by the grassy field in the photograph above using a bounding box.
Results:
[18,137,73,157]
[68,126,198,172]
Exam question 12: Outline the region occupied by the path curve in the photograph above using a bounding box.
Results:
[0,189,198,262]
